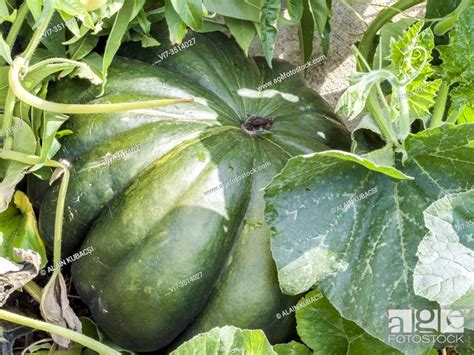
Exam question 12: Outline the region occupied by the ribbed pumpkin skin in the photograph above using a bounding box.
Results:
[35,30,350,351]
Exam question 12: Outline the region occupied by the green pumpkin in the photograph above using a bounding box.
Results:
[33,30,350,351]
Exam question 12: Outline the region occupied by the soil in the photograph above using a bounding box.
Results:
[249,0,426,108]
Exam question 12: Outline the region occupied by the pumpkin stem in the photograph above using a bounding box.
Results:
[242,115,273,135]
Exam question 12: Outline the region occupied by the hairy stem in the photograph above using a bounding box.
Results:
[366,92,399,145]
[0,150,69,271]
[21,10,55,62]
[24,281,43,303]
[5,2,29,49]
[27,57,92,72]
[52,162,69,275]
[2,5,47,149]
[0,310,121,355]
[9,57,193,114]
[351,45,400,145]
[356,0,424,146]
[1,89,17,150]
[0,150,38,165]
[430,81,449,127]
[396,84,411,139]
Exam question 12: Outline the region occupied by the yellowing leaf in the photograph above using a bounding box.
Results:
[0,191,47,268]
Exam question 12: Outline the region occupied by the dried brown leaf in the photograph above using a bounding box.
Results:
[0,248,41,306]
[40,273,82,348]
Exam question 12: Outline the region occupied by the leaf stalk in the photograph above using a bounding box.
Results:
[0,310,121,355]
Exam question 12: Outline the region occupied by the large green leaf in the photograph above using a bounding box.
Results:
[388,22,440,122]
[0,118,37,211]
[224,17,256,56]
[102,0,145,86]
[336,69,398,120]
[259,0,280,67]
[296,291,401,354]
[373,18,415,69]
[448,84,474,123]
[413,189,474,334]
[0,0,16,23]
[38,11,67,57]
[308,0,331,55]
[388,22,434,81]
[426,0,461,19]
[406,79,442,124]
[87,0,125,35]
[68,35,99,60]
[298,0,314,64]
[286,0,303,23]
[202,0,261,22]
[0,0,9,22]
[0,191,47,267]
[451,292,474,331]
[273,340,311,355]
[437,8,474,125]
[33,112,69,171]
[171,0,207,31]
[52,0,94,28]
[165,0,187,43]
[432,0,473,36]
[264,124,474,352]
[438,7,474,85]
[26,0,43,20]
[413,190,474,306]
[171,326,276,354]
